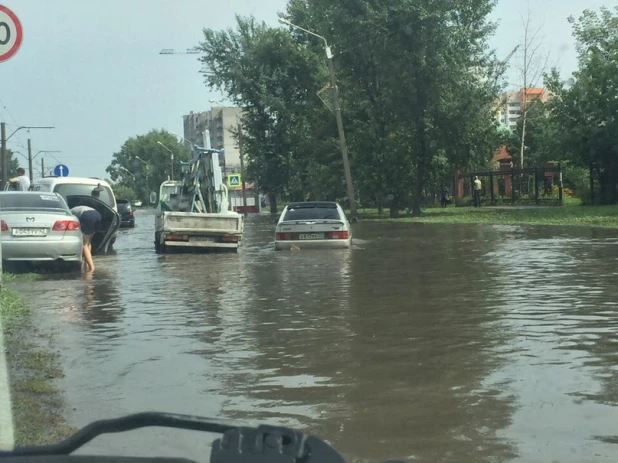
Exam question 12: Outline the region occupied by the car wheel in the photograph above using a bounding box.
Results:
[155,233,164,253]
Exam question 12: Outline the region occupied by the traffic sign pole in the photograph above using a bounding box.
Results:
[238,124,247,216]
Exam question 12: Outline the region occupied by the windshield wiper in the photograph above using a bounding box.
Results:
[0,412,399,463]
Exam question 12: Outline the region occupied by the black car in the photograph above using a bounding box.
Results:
[117,199,135,228]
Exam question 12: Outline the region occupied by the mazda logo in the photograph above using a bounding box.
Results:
[26,217,35,222]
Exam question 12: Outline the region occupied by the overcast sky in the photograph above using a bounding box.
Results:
[0,0,615,179]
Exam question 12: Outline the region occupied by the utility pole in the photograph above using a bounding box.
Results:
[27,139,33,183]
[325,53,356,217]
[41,158,45,178]
[238,124,248,216]
[277,17,357,217]
[1,122,6,189]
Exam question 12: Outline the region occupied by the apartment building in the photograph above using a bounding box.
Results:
[495,88,548,131]
[182,106,243,169]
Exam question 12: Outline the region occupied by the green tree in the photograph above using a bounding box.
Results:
[1,149,21,180]
[112,184,136,201]
[286,0,501,216]
[545,6,618,204]
[106,129,190,201]
[198,17,329,213]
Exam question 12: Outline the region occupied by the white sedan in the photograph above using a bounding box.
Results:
[274,201,352,250]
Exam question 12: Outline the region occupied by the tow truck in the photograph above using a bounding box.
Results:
[153,130,244,253]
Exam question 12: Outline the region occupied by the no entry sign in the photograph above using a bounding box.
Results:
[0,5,23,63]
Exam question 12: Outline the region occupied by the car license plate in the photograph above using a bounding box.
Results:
[190,236,213,242]
[298,233,325,240]
[12,228,47,237]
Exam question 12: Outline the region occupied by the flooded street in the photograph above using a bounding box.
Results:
[13,210,618,463]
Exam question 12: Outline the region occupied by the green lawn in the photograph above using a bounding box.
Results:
[351,204,618,228]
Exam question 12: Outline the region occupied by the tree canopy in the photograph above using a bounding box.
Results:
[106,129,191,201]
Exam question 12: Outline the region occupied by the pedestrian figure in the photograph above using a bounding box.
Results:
[70,205,102,273]
[8,167,30,191]
[440,184,450,208]
[473,176,482,207]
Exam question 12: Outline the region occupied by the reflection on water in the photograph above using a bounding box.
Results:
[14,211,618,462]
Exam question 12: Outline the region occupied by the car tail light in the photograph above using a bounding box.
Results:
[129,210,133,216]
[275,232,293,240]
[327,231,349,240]
[0,221,7,232]
[52,220,80,232]
[222,235,239,243]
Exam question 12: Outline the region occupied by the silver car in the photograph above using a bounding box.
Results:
[0,191,83,270]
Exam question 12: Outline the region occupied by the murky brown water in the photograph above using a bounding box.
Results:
[12,210,618,462]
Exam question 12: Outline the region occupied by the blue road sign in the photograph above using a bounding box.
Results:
[227,174,241,188]
[53,164,69,177]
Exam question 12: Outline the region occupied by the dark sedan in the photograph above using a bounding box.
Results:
[117,199,135,228]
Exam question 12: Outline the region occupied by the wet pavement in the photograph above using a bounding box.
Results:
[12,209,618,462]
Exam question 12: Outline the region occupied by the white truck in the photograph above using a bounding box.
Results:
[153,131,244,253]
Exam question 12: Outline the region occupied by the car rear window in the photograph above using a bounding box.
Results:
[282,205,341,221]
[0,193,68,211]
[54,184,115,208]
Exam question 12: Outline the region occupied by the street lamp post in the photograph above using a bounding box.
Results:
[157,141,175,180]
[0,124,54,188]
[278,17,357,217]
[134,156,150,192]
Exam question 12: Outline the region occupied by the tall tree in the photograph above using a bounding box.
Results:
[286,0,500,216]
[198,16,328,213]
[545,6,618,204]
[513,5,551,167]
[106,129,190,201]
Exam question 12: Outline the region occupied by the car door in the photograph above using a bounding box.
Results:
[65,195,120,254]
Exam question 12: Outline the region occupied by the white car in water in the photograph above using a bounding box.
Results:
[274,201,352,250]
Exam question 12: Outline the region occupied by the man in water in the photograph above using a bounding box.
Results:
[70,205,102,272]
[8,168,30,191]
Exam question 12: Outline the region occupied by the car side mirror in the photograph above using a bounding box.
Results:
[149,192,157,205]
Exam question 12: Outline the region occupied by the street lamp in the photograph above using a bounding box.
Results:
[157,141,175,180]
[277,17,356,217]
[134,156,150,191]
[0,124,54,188]
[118,166,136,180]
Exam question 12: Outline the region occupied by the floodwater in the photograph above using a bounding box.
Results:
[12,209,618,463]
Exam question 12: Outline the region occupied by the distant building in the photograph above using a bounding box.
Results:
[182,106,243,170]
[495,88,548,131]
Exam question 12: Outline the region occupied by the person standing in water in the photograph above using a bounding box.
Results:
[70,205,102,272]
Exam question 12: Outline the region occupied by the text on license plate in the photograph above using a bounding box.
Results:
[190,236,213,242]
[12,228,47,237]
[298,233,325,240]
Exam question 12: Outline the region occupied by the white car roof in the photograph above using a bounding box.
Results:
[34,177,113,187]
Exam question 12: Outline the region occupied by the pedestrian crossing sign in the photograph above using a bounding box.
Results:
[227,174,242,188]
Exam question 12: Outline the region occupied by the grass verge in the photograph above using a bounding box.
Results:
[1,275,76,446]
[352,204,618,228]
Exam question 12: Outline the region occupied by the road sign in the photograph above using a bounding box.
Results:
[53,164,69,177]
[0,6,23,63]
[227,174,241,188]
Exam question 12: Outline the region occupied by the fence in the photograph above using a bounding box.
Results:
[455,165,563,206]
